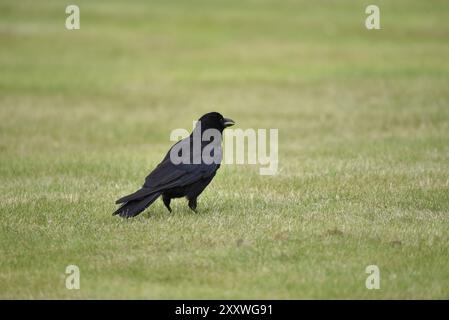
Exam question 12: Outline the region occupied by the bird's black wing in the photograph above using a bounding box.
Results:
[115,138,219,204]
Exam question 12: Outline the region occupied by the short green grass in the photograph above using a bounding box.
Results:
[1,0,449,299]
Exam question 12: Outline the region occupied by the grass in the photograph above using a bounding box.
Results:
[1,0,449,299]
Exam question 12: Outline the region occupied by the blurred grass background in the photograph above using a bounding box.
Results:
[0,0,448,298]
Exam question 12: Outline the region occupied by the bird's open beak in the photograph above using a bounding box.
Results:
[223,118,235,128]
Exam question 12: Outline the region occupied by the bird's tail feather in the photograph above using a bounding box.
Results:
[115,187,155,204]
[112,192,161,218]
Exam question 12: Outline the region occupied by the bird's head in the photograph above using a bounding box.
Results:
[197,112,235,132]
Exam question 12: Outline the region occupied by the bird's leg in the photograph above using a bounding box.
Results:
[162,194,172,212]
[188,198,198,213]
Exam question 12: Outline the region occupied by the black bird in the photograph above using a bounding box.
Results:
[113,112,235,218]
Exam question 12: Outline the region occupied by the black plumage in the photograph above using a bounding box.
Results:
[113,112,235,218]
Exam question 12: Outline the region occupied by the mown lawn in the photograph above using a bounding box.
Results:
[0,0,448,299]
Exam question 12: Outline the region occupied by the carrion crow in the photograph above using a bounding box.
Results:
[113,112,235,218]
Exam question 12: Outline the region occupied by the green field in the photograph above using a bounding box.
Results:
[1,0,449,299]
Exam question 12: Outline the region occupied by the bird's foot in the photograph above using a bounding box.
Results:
[163,196,172,213]
[188,199,198,213]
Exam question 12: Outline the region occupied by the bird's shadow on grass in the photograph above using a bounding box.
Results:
[141,204,214,220]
